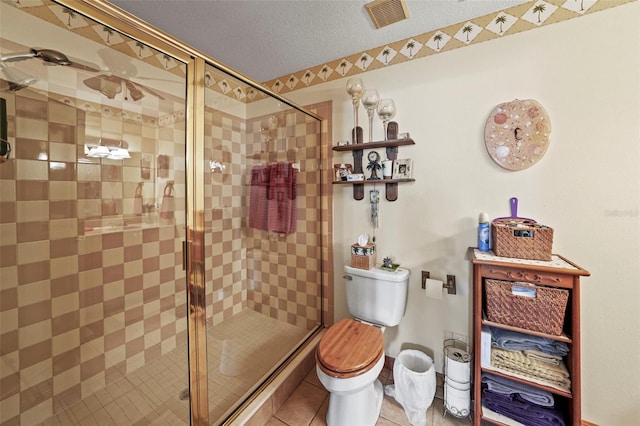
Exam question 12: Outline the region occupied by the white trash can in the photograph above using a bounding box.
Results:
[384,349,436,426]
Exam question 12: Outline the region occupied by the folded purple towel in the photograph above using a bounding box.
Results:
[482,388,566,426]
[482,373,555,407]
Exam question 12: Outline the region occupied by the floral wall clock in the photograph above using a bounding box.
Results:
[484,99,551,171]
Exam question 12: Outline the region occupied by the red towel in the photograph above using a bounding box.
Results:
[249,165,270,231]
[267,162,297,234]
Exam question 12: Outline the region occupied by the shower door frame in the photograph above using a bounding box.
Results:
[47,1,328,424]
[49,0,209,423]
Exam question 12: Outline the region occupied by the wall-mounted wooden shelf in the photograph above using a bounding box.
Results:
[332,138,415,152]
[332,178,415,185]
[332,128,415,201]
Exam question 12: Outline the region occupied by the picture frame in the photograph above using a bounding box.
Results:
[392,159,413,179]
[333,163,353,182]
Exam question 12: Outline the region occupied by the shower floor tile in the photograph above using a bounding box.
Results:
[39,309,308,426]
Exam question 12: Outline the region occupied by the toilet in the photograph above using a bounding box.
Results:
[316,265,410,426]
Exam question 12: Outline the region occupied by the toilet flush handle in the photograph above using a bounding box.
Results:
[343,274,353,280]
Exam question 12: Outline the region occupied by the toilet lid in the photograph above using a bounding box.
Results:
[317,318,384,376]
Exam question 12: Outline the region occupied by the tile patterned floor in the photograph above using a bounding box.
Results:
[39,310,308,426]
[269,367,472,426]
[39,309,470,426]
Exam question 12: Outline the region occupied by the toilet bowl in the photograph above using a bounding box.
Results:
[316,266,410,426]
[316,318,385,426]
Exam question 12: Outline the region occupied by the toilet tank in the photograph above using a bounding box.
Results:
[344,265,410,327]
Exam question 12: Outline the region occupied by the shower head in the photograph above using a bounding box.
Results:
[0,48,70,65]
[0,48,99,72]
[31,49,72,66]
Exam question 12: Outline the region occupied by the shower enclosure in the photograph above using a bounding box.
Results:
[0,1,327,425]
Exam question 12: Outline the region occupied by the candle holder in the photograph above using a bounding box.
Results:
[346,78,364,143]
[376,98,396,140]
[361,89,379,143]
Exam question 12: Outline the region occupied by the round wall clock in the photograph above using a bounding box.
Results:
[484,99,551,171]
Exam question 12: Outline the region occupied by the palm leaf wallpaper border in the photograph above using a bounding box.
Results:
[264,0,634,96]
[6,0,634,103]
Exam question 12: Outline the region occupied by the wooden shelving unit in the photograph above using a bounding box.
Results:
[468,248,590,426]
[331,130,415,201]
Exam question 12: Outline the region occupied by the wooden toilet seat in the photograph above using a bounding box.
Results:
[317,318,384,379]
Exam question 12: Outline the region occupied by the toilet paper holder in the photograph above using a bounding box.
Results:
[421,271,456,295]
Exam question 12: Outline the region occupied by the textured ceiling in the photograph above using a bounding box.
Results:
[108,0,529,83]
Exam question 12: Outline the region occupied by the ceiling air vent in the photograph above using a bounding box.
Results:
[365,0,410,29]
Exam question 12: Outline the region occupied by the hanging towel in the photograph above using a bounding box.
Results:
[482,388,566,426]
[481,373,555,407]
[249,165,270,231]
[267,162,297,234]
[159,181,175,223]
[491,327,569,357]
[133,182,143,216]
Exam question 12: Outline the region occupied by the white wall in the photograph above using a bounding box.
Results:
[286,3,639,424]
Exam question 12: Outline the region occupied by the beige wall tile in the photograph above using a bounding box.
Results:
[16,117,48,140]
[78,269,103,290]
[49,142,77,163]
[49,181,77,201]
[80,339,104,362]
[81,372,105,398]
[52,330,80,357]
[19,359,53,389]
[77,163,102,181]
[102,247,124,268]
[17,240,49,264]
[125,352,145,373]
[17,280,51,306]
[0,310,18,336]
[18,320,52,349]
[103,313,125,335]
[20,398,52,426]
[53,366,80,394]
[105,345,126,369]
[16,159,48,181]
[49,218,78,240]
[77,199,101,219]
[0,224,17,247]
[50,255,79,279]
[103,281,125,301]
[52,293,80,318]
[124,259,143,278]
[0,393,20,422]
[79,304,103,327]
[49,102,77,126]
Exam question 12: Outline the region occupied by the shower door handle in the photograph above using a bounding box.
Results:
[182,240,189,270]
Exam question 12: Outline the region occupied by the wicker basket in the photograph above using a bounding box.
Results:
[492,219,553,261]
[351,243,376,270]
[485,279,568,335]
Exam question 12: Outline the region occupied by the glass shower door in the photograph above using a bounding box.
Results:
[0,1,190,424]
[201,62,323,424]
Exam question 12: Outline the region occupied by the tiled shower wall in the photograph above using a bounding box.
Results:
[203,107,248,326]
[202,101,332,331]
[0,89,188,425]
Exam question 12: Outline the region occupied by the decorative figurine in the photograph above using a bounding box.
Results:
[381,256,399,271]
[366,150,382,180]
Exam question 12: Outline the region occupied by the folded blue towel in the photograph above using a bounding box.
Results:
[483,387,566,426]
[491,327,569,357]
[482,372,554,407]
